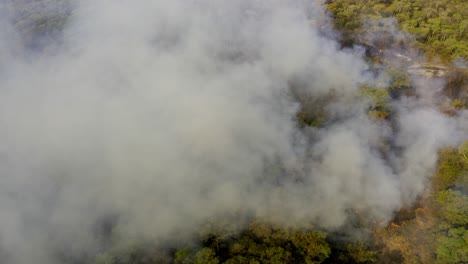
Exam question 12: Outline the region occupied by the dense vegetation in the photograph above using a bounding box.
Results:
[326,0,468,110]
[327,0,468,61]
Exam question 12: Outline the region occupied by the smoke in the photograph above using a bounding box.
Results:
[0,0,466,263]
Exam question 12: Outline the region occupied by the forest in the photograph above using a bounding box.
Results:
[327,0,468,61]
[1,0,467,263]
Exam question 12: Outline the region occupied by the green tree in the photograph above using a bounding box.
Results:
[291,231,331,263]
[436,190,468,227]
[194,248,219,264]
[436,228,468,264]
[360,85,391,119]
[174,248,194,264]
[433,149,465,191]
[458,141,468,162]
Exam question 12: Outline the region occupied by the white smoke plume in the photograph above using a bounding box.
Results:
[0,0,466,263]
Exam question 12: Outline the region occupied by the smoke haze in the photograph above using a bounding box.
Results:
[0,0,466,263]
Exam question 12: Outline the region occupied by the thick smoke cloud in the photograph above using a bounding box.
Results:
[0,0,466,263]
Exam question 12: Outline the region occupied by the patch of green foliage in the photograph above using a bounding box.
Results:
[436,227,468,264]
[435,189,468,263]
[173,223,333,264]
[327,0,468,61]
[360,85,391,119]
[175,248,220,264]
[433,148,468,191]
[386,69,412,89]
[296,110,326,127]
[436,190,468,227]
[428,144,468,264]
